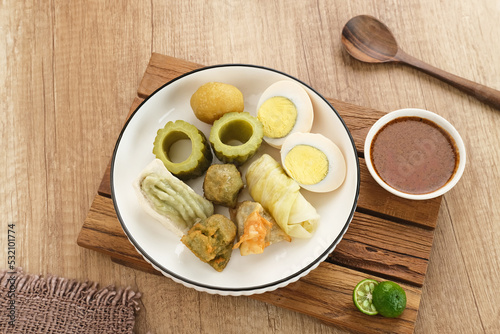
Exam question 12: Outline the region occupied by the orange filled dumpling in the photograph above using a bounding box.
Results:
[230,201,291,256]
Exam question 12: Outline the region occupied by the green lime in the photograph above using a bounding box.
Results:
[372,281,407,318]
[352,279,379,315]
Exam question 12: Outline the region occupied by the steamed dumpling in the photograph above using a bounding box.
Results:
[133,159,214,237]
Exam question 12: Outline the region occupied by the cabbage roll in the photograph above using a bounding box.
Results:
[245,154,320,238]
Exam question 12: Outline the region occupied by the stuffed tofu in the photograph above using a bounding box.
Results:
[181,214,236,272]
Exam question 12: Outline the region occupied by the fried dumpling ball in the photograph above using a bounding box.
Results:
[203,164,244,208]
[190,82,244,124]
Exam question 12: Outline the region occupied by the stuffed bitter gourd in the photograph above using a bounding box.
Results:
[209,112,263,165]
[153,120,212,180]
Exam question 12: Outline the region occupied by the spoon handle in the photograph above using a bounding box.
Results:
[395,50,500,110]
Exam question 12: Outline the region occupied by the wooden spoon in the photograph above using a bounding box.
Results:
[341,15,500,110]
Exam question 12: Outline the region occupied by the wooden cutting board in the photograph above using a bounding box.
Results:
[77,53,441,334]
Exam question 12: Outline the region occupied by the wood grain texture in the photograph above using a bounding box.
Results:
[343,14,500,110]
[2,1,499,333]
[80,190,434,287]
[78,195,423,334]
[76,54,435,333]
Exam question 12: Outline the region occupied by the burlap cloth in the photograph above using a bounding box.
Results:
[0,268,141,334]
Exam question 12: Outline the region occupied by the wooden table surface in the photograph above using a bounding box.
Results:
[1,1,499,333]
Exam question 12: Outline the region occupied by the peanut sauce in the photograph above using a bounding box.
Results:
[370,117,459,195]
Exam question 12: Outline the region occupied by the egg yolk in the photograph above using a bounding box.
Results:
[284,145,328,185]
[257,96,297,138]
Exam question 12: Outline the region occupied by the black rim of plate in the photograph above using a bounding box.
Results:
[110,63,361,293]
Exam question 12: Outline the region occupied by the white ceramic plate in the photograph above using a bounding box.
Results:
[111,64,360,295]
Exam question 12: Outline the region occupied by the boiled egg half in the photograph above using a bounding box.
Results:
[256,80,313,148]
[280,132,346,193]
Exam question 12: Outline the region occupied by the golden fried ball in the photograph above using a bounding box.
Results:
[190,82,244,124]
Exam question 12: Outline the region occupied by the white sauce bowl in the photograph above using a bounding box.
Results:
[364,108,466,200]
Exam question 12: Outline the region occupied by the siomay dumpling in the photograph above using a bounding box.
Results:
[230,201,291,256]
[133,159,214,237]
[245,154,320,238]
